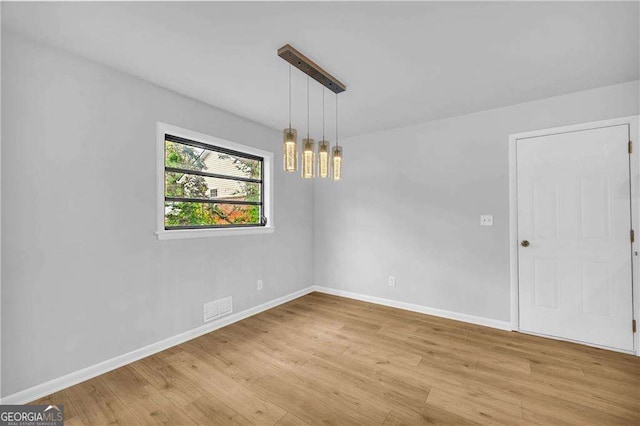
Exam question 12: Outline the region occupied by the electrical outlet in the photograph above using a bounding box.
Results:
[388,276,396,287]
[480,215,494,226]
[257,279,263,291]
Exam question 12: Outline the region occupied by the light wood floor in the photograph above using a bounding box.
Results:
[34,292,640,425]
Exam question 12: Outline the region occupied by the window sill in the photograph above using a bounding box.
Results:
[156,226,274,240]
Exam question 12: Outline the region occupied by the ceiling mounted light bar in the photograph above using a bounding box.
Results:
[278,44,347,94]
[279,43,346,180]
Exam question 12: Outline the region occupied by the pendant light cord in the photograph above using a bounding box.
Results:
[307,76,310,139]
[322,86,325,141]
[335,93,339,148]
[288,64,292,129]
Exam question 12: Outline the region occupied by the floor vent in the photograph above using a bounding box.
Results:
[203,296,233,322]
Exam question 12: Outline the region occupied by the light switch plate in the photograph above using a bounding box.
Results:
[480,215,494,226]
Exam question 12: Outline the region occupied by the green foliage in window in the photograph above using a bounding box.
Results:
[164,141,261,227]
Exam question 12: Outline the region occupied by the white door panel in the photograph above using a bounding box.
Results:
[517,125,633,351]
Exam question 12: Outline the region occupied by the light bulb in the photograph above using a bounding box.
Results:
[302,138,315,179]
[283,128,297,172]
[332,145,342,180]
[318,140,330,178]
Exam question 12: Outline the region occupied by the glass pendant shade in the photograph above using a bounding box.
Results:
[283,128,298,172]
[302,138,315,178]
[317,140,330,178]
[332,145,343,180]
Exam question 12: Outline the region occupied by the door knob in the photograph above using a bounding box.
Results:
[521,240,530,247]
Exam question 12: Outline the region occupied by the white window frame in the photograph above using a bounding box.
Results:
[156,122,274,240]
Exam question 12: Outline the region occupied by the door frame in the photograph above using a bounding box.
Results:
[508,115,640,356]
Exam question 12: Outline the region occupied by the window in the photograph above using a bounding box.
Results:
[156,123,273,240]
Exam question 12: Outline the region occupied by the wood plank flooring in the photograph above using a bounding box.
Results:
[33,292,640,425]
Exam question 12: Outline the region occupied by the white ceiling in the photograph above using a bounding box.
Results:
[3,1,639,139]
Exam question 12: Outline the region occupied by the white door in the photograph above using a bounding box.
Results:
[517,124,634,352]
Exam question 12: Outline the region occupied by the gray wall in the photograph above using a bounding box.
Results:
[314,80,639,322]
[2,28,639,399]
[1,33,314,397]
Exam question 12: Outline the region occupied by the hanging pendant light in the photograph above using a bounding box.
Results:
[332,145,342,180]
[332,93,343,180]
[277,44,346,181]
[318,86,330,178]
[302,138,315,178]
[318,142,330,178]
[302,76,315,179]
[283,64,298,172]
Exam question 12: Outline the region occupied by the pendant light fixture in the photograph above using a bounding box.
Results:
[283,64,298,172]
[278,44,345,181]
[301,76,315,179]
[318,86,330,178]
[332,93,343,180]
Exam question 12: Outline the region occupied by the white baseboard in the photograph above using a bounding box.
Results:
[312,286,513,331]
[1,286,315,405]
[2,285,513,404]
